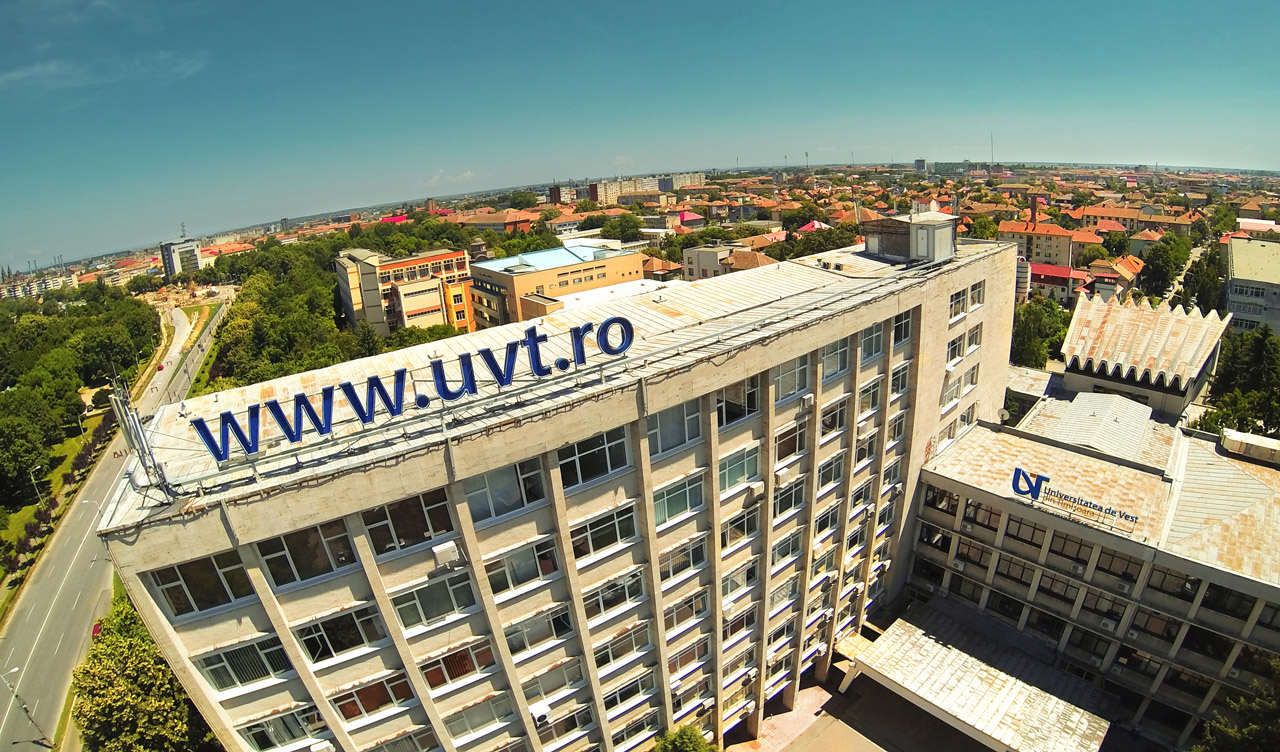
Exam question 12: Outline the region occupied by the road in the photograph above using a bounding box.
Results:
[0,294,227,750]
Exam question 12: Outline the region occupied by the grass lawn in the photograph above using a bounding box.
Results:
[2,413,105,545]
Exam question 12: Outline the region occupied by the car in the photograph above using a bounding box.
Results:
[92,620,102,638]
[157,364,164,371]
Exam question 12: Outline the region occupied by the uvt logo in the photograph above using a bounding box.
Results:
[1011,467,1050,500]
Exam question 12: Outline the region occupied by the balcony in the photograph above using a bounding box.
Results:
[1043,550,1090,580]
[915,544,948,568]
[1033,593,1076,620]
[1106,664,1157,695]
[1121,627,1176,658]
[990,573,1031,600]
[958,521,998,547]
[1175,647,1226,678]
[1153,681,1207,715]
[1140,588,1196,619]
[1247,623,1280,653]
[1088,569,1138,599]
[1193,606,1248,639]
[918,506,955,529]
[1000,536,1042,563]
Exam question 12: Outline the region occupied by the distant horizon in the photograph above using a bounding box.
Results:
[12,157,1273,271]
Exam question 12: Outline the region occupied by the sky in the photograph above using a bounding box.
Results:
[1,0,1278,267]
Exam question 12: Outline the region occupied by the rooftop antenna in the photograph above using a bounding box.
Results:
[805,151,809,171]
[990,133,995,169]
[180,222,187,238]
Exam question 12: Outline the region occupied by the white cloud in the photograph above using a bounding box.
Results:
[0,50,207,90]
[425,169,476,187]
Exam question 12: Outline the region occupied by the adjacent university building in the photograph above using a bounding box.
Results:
[99,213,1016,752]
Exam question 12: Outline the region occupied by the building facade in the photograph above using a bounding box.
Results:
[336,248,476,336]
[1224,236,1280,331]
[161,237,205,278]
[997,221,1074,267]
[470,246,646,328]
[98,237,1016,752]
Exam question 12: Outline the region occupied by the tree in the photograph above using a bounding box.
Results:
[575,199,600,213]
[1140,243,1178,296]
[125,274,163,294]
[354,321,382,358]
[508,190,538,209]
[0,416,49,501]
[578,214,609,231]
[72,591,222,752]
[1076,244,1110,267]
[1010,295,1073,368]
[601,214,643,242]
[540,207,562,221]
[1102,231,1130,258]
[652,725,715,752]
[91,388,112,410]
[1194,658,1280,751]
[968,215,998,239]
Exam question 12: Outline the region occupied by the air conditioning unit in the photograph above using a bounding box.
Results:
[802,394,815,408]
[815,643,828,656]
[1117,582,1132,594]
[701,697,716,710]
[812,539,824,554]
[432,540,463,569]
[962,522,974,533]
[744,700,757,715]
[528,700,551,725]
[749,481,765,497]
[951,561,965,573]
[309,742,336,752]
[1072,563,1086,575]
[1228,668,1241,679]
[1100,618,1116,632]
[1126,629,1139,640]
[925,583,936,593]
[1090,656,1102,668]
[723,598,736,612]
[880,558,892,571]
[746,667,759,681]
[669,677,682,691]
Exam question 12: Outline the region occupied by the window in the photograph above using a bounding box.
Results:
[443,694,513,738]
[664,591,710,632]
[258,521,357,587]
[918,523,951,552]
[772,531,802,567]
[648,400,701,455]
[722,562,758,597]
[422,640,496,688]
[858,381,881,416]
[523,660,584,700]
[1201,583,1255,620]
[611,709,659,748]
[668,638,710,675]
[768,619,795,649]
[955,539,991,567]
[198,637,291,691]
[1130,607,1180,641]
[815,504,840,535]
[821,338,849,380]
[721,508,758,549]
[505,606,573,654]
[723,609,756,641]
[892,311,911,345]
[570,506,637,558]
[890,363,910,397]
[297,606,386,662]
[773,479,806,518]
[940,375,961,408]
[820,400,847,437]
[946,335,964,363]
[818,452,844,490]
[463,460,545,523]
[538,707,595,745]
[887,413,905,446]
[486,540,558,595]
[773,354,810,402]
[860,324,883,363]
[1037,572,1079,604]
[876,498,896,528]
[559,427,628,489]
[362,492,453,556]
[967,323,983,351]
[658,537,707,581]
[1094,547,1140,581]
[995,556,1035,586]
[672,676,713,714]
[583,570,645,619]
[332,673,413,721]
[452,294,463,304]
[149,551,253,617]
[1004,516,1046,547]
[238,707,325,751]
[774,420,807,462]
[1081,588,1125,620]
[854,433,877,467]
[716,376,760,427]
[770,576,799,611]
[1147,565,1201,602]
[369,727,439,752]
[603,672,655,711]
[882,459,901,486]
[960,403,976,426]
[949,289,967,318]
[594,626,649,669]
[1049,532,1094,565]
[392,572,476,628]
[969,281,985,308]
[963,500,1001,530]
[923,484,958,514]
[653,475,704,526]
[718,445,760,490]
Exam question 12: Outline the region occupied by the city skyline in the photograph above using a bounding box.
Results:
[2,0,1279,266]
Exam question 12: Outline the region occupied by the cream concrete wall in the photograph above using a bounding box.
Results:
[471,253,646,327]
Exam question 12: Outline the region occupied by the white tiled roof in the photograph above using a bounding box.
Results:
[1061,294,1230,392]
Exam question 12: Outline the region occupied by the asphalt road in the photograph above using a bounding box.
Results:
[0,298,221,749]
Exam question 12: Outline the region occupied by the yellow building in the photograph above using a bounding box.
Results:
[470,246,646,328]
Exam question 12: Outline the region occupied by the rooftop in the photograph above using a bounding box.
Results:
[1061,294,1231,392]
[99,239,1012,533]
[1227,236,1280,285]
[471,245,636,274]
[545,278,686,309]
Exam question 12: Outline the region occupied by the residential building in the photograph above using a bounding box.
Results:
[0,270,80,299]
[549,186,577,205]
[641,256,682,281]
[1028,263,1090,306]
[97,229,1015,752]
[998,221,1074,267]
[657,173,705,192]
[335,248,475,336]
[161,237,206,278]
[448,210,539,234]
[1225,236,1280,331]
[1075,207,1191,236]
[470,246,645,328]
[1087,256,1143,302]
[680,245,774,281]
[1129,229,1165,256]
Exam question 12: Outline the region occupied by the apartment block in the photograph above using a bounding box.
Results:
[335,248,475,336]
[98,230,1016,752]
[997,221,1074,266]
[470,246,645,328]
[161,237,207,278]
[1224,236,1280,331]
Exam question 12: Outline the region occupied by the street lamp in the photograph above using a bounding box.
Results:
[0,667,52,748]
[26,465,44,506]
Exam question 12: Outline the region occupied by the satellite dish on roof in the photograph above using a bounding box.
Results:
[999,408,1010,421]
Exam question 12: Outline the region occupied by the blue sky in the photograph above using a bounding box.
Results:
[1,0,1278,267]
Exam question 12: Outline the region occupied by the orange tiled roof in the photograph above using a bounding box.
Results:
[998,221,1073,237]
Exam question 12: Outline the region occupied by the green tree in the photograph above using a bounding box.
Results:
[578,214,609,231]
[575,199,600,212]
[780,202,828,231]
[1140,243,1178,296]
[508,190,538,209]
[355,321,382,358]
[968,215,998,239]
[1194,658,1280,751]
[1010,295,1073,368]
[73,590,222,752]
[1076,244,1110,267]
[652,725,715,752]
[0,416,49,501]
[126,274,163,294]
[1210,203,1237,235]
[601,214,643,242]
[540,207,562,221]
[1102,232,1130,257]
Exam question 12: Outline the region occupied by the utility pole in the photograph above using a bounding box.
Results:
[1,667,52,748]
[26,465,44,506]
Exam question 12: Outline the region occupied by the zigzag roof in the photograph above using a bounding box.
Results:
[1061,294,1231,392]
